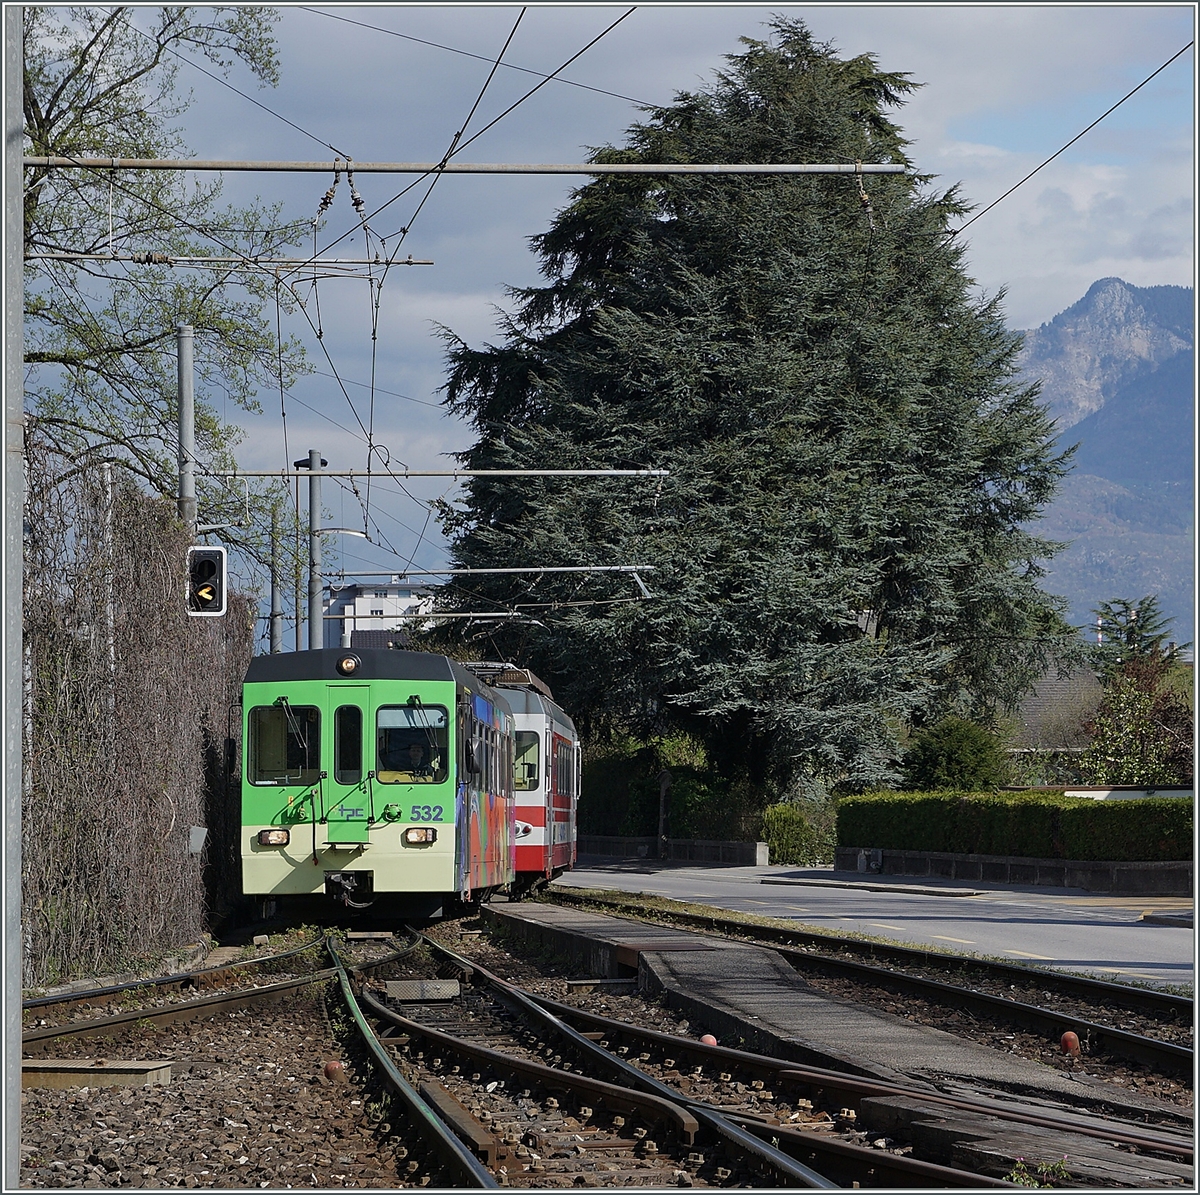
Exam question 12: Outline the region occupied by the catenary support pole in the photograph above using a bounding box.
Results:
[270,508,283,654]
[5,10,25,1188]
[305,450,324,651]
[294,505,302,653]
[176,325,195,534]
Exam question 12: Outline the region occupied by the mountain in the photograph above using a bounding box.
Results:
[1066,349,1193,485]
[1017,278,1192,429]
[1016,279,1194,645]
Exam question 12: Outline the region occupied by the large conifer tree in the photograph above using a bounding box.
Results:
[437,19,1071,793]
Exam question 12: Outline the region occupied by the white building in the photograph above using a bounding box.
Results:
[322,579,434,649]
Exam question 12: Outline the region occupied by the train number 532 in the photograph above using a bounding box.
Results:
[410,805,443,822]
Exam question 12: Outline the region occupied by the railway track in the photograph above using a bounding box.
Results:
[406,932,1193,1183]
[21,933,496,1188]
[361,932,1012,1187]
[21,922,1195,1188]
[22,935,328,1024]
[546,887,1194,1076]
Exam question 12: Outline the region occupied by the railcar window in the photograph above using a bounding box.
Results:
[248,705,320,786]
[334,705,363,785]
[377,706,448,784]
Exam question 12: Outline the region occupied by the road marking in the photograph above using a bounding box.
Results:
[931,935,974,944]
[1005,950,1054,960]
[871,923,906,931]
[1102,968,1161,981]
[744,899,771,905]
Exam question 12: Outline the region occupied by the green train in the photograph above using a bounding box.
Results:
[241,647,566,918]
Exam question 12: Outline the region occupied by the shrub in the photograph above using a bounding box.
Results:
[903,717,1007,791]
[762,804,824,865]
[837,791,1191,861]
[1082,654,1193,785]
[620,768,765,841]
[580,732,712,836]
[1059,798,1192,862]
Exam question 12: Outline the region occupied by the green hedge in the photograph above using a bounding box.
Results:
[762,804,823,866]
[837,790,1192,862]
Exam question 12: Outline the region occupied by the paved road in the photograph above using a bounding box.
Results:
[552,858,1195,989]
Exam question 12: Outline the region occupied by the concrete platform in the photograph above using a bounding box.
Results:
[485,901,1190,1118]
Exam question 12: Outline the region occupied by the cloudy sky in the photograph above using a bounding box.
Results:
[158,3,1194,596]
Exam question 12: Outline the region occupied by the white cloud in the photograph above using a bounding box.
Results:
[937,141,1013,161]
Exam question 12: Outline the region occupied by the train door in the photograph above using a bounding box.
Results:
[571,741,581,864]
[324,685,370,844]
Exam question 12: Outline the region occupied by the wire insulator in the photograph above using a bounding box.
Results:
[854,160,876,232]
[317,168,340,217]
[348,169,365,216]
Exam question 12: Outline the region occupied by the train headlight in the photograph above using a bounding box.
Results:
[403,827,437,845]
[257,828,290,847]
[335,653,361,677]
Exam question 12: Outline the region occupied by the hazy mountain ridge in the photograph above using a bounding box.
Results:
[1016,278,1194,643]
[1016,278,1192,430]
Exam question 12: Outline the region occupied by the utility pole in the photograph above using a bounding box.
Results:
[269,508,283,654]
[5,8,25,1188]
[296,451,326,651]
[176,325,195,535]
[657,769,673,861]
[293,510,302,653]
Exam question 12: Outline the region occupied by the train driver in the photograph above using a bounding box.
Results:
[378,734,441,782]
[405,742,430,776]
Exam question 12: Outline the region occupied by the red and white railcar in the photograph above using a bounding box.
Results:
[465,663,578,891]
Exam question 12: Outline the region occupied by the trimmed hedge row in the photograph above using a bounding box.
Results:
[837,790,1192,862]
[762,804,824,866]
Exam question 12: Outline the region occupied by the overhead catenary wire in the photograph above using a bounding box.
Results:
[31,108,659,625]
[116,8,353,158]
[39,17,835,607]
[361,8,528,535]
[952,40,1194,236]
[297,6,653,107]
[308,8,644,277]
[313,371,440,409]
[435,9,637,166]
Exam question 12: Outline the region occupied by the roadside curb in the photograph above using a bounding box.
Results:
[1139,912,1194,928]
[761,877,982,898]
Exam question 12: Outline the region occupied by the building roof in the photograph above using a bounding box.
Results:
[1014,665,1102,749]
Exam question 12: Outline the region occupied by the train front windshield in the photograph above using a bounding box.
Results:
[247,704,321,786]
[377,706,449,784]
[514,731,540,790]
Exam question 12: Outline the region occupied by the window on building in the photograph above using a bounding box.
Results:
[374,590,388,598]
[369,608,385,616]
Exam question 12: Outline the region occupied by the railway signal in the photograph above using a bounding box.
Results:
[186,546,227,617]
